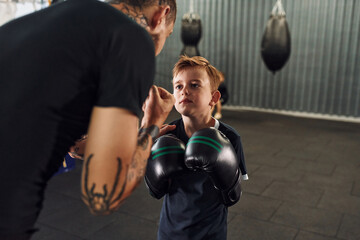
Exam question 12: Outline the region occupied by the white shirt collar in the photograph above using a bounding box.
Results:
[213,118,219,129]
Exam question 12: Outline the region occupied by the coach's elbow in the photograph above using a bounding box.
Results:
[81,196,124,216]
[81,191,128,216]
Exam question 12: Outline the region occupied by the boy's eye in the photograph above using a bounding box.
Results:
[191,83,199,88]
[175,85,182,90]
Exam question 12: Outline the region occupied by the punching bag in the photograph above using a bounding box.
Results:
[261,0,291,74]
[181,12,202,57]
[218,83,229,105]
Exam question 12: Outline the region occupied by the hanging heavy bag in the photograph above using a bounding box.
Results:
[261,0,291,74]
[180,12,202,57]
[218,83,229,105]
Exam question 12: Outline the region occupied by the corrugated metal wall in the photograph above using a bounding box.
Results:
[155,0,360,118]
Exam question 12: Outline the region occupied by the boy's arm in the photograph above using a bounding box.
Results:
[235,136,248,180]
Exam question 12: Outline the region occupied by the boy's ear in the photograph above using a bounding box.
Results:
[210,90,221,107]
[149,5,171,32]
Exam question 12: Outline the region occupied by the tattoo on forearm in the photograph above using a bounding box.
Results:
[138,125,159,147]
[137,131,149,150]
[126,131,152,183]
[82,154,128,215]
[127,149,147,183]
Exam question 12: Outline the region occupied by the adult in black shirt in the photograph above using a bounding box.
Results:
[0,0,177,239]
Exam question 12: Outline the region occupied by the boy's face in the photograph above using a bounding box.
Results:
[173,67,218,118]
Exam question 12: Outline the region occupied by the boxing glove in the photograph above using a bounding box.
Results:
[185,128,242,206]
[145,134,186,199]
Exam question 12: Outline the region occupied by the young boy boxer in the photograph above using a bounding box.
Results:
[145,55,248,240]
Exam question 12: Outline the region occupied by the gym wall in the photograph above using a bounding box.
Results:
[155,0,360,118]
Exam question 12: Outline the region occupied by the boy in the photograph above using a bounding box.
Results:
[145,56,248,240]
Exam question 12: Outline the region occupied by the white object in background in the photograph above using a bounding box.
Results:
[0,1,17,26]
[0,0,48,26]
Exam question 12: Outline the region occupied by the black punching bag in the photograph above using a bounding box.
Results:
[261,0,291,74]
[181,13,202,57]
[218,83,229,105]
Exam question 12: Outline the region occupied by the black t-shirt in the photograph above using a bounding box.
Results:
[0,0,154,235]
[158,118,246,240]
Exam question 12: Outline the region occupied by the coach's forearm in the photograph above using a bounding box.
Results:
[125,130,153,193]
[81,126,157,215]
[97,127,156,210]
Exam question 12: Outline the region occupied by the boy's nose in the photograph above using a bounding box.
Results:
[182,86,189,95]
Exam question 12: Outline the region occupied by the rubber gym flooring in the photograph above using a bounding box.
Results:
[32,109,360,240]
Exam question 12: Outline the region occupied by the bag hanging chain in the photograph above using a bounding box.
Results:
[189,0,194,13]
[184,0,200,22]
[271,0,286,16]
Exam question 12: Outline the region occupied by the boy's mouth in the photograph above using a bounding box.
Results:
[180,98,193,104]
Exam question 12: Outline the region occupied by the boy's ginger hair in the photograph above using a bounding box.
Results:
[173,55,222,91]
